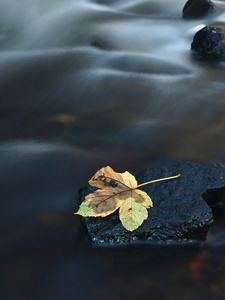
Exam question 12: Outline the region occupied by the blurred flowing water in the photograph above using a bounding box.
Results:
[1,0,225,299]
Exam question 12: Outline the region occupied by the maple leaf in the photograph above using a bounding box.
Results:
[75,166,180,232]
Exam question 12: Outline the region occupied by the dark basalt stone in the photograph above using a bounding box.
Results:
[183,0,215,19]
[78,162,225,246]
[191,25,225,61]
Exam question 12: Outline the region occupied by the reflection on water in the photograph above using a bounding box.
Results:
[1,0,225,299]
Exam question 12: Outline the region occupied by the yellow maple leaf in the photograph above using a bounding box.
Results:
[75,166,180,232]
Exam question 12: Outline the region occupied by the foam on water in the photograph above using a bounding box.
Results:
[0,0,225,162]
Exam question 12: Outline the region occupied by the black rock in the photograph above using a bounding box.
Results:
[202,185,225,207]
[191,25,225,61]
[78,162,225,246]
[183,0,215,19]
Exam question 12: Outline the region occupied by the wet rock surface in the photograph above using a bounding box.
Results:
[182,0,216,19]
[78,162,225,246]
[191,25,225,61]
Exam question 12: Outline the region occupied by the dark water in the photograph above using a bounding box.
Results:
[1,0,225,299]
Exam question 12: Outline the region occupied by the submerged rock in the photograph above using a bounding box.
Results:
[191,25,225,61]
[182,0,215,19]
[78,162,225,246]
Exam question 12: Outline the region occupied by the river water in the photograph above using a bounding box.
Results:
[1,0,225,299]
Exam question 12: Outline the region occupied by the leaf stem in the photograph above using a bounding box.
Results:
[133,174,181,189]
